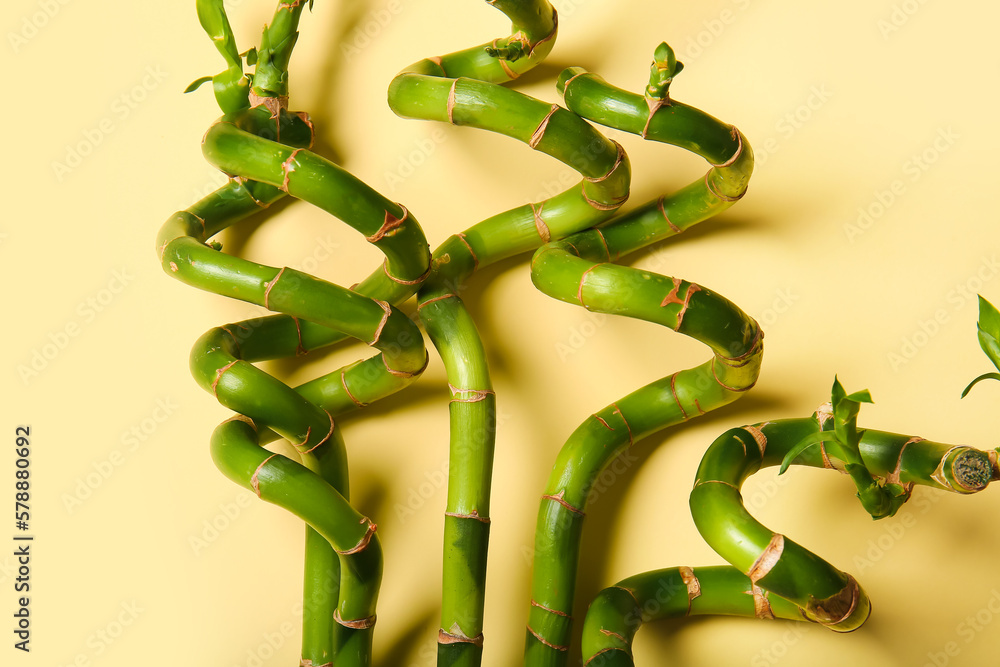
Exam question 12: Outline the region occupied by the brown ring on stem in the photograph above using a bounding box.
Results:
[747,583,775,620]
[280,149,303,192]
[530,600,571,618]
[341,368,368,408]
[335,518,377,556]
[657,195,683,234]
[212,360,240,398]
[366,205,410,243]
[382,351,429,378]
[530,202,551,243]
[710,127,744,168]
[529,104,560,149]
[526,625,568,651]
[678,566,703,614]
[438,628,485,647]
[541,490,585,516]
[333,610,377,630]
[369,300,393,346]
[251,454,279,498]
[263,267,286,310]
[300,410,335,454]
[748,533,785,584]
[611,403,634,445]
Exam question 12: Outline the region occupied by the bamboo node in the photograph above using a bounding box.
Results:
[530,599,571,618]
[745,583,775,620]
[444,510,491,524]
[526,625,568,651]
[251,454,279,498]
[366,205,409,243]
[336,518,377,555]
[541,490,585,516]
[529,104,560,149]
[333,610,377,630]
[370,299,393,346]
[438,628,484,647]
[748,533,784,584]
[530,202,551,243]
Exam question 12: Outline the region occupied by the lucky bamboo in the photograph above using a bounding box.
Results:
[525,42,758,666]
[157,3,999,666]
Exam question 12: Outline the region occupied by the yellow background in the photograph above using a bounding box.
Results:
[5,0,1000,665]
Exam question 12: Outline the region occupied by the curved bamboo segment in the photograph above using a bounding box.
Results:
[577,414,998,666]
[581,566,804,666]
[524,44,758,666]
[385,3,632,665]
[157,4,432,664]
[690,414,999,634]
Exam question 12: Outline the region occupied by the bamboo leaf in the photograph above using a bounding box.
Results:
[844,389,873,404]
[779,432,837,475]
[977,325,1000,372]
[977,295,1000,339]
[961,372,1000,398]
[184,76,213,93]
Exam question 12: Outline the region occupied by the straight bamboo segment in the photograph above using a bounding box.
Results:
[158,2,1000,666]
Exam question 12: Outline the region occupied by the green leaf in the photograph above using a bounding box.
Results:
[844,389,873,404]
[961,372,1000,398]
[779,432,838,475]
[977,326,1000,372]
[977,295,1000,339]
[242,47,258,66]
[184,76,213,93]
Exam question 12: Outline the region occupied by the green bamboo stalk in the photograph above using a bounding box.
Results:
[581,566,804,666]
[690,410,999,633]
[524,43,756,666]
[383,3,639,665]
[160,3,435,664]
[579,400,998,666]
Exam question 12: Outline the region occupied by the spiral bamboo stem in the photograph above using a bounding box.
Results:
[579,406,999,666]
[524,43,759,666]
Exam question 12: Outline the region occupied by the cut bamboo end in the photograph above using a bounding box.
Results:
[804,574,870,633]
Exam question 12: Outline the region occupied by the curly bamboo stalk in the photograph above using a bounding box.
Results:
[524,43,757,666]
[383,3,634,664]
[576,403,999,666]
[158,2,432,664]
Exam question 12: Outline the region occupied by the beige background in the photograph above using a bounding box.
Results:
[5,0,1000,665]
